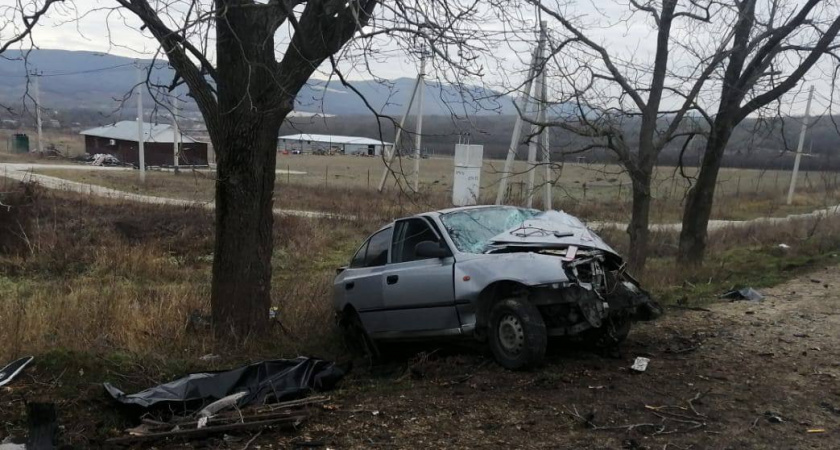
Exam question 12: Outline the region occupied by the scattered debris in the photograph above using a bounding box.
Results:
[106,394,333,445]
[819,401,840,416]
[630,357,650,372]
[720,287,764,302]
[764,411,784,423]
[198,354,221,362]
[104,357,347,411]
[807,428,826,433]
[0,356,33,387]
[778,243,791,250]
[89,153,122,166]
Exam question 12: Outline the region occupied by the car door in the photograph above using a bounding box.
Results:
[339,227,392,325]
[367,217,459,337]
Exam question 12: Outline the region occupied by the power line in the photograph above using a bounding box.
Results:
[0,62,141,79]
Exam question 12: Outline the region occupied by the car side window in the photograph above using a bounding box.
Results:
[364,228,392,267]
[391,218,441,264]
[349,240,369,268]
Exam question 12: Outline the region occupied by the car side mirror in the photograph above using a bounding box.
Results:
[336,266,347,275]
[415,240,450,259]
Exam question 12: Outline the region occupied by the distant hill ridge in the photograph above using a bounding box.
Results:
[0,49,517,116]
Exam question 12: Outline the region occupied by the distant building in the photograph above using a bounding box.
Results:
[80,121,209,166]
[278,133,392,156]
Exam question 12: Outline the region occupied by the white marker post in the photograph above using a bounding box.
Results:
[496,21,547,205]
[33,73,43,154]
[136,64,146,183]
[787,85,814,205]
[413,52,427,193]
[172,95,180,173]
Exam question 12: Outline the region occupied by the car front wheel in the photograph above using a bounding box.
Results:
[488,297,547,370]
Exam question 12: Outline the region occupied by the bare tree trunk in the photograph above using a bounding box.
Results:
[627,169,652,271]
[210,116,282,338]
[678,126,732,264]
[208,5,288,339]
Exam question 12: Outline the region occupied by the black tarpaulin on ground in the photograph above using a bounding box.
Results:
[103,357,347,413]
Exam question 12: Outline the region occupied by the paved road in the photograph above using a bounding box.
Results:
[3,162,839,228]
[0,163,337,219]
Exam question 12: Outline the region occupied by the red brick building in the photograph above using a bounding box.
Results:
[81,121,209,166]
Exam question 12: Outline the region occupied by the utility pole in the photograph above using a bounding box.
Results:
[540,61,552,210]
[497,21,548,206]
[136,64,146,183]
[33,72,43,154]
[172,95,180,174]
[787,85,814,205]
[377,49,427,193]
[413,49,427,193]
[526,22,548,208]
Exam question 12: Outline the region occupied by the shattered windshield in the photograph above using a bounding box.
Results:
[441,207,539,253]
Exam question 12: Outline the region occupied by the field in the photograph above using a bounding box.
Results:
[18,152,840,223]
[3,138,840,448]
[2,167,840,447]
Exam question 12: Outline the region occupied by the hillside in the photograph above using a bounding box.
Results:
[0,49,516,116]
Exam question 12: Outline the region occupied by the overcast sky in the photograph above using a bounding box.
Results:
[4,0,836,116]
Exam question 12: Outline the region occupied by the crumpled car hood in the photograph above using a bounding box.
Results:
[488,210,618,257]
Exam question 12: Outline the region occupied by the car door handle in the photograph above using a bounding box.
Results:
[345,282,355,290]
[386,275,399,285]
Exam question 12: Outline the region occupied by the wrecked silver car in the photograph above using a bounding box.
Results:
[333,206,662,369]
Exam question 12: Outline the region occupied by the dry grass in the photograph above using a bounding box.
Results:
[2,172,840,365]
[0,178,386,363]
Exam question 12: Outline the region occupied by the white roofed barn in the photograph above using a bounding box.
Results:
[278,133,392,156]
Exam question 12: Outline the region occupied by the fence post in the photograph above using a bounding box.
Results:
[287,164,290,184]
[325,166,329,187]
[736,176,741,198]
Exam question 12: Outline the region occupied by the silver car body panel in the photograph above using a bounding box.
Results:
[333,206,653,341]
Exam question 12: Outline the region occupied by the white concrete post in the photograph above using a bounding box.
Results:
[413,52,427,193]
[33,73,43,154]
[787,85,814,205]
[136,64,146,183]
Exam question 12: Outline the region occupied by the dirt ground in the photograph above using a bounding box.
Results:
[270,265,840,449]
[3,265,840,449]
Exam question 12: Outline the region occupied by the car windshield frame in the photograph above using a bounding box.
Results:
[440,207,540,254]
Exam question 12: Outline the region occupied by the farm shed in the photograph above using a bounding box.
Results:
[80,121,209,166]
[278,133,392,156]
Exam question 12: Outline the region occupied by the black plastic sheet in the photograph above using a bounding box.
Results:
[104,357,347,413]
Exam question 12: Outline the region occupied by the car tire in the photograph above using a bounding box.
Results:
[339,309,380,361]
[488,297,547,370]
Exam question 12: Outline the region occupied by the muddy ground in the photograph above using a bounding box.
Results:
[4,266,840,449]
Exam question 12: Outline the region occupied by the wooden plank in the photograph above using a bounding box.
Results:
[106,415,307,445]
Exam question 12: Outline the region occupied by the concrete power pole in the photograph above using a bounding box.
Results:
[496,21,548,206]
[172,95,180,173]
[412,51,427,193]
[786,85,815,205]
[136,64,146,183]
[33,73,43,154]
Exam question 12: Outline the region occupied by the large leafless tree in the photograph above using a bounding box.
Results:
[2,0,492,340]
[516,0,733,270]
[678,0,840,263]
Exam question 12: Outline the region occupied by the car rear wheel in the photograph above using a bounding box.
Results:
[339,309,380,360]
[488,297,547,370]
